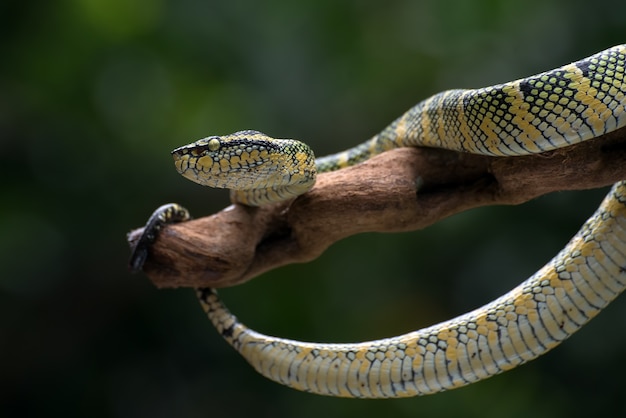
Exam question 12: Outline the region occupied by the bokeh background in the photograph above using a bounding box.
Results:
[2,0,625,417]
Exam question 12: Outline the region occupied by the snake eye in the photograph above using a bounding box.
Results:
[208,138,220,151]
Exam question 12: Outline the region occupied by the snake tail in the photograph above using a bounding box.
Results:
[197,181,626,398]
[128,203,191,273]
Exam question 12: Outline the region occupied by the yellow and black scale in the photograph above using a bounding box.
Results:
[131,44,626,398]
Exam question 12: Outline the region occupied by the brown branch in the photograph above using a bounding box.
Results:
[128,127,626,288]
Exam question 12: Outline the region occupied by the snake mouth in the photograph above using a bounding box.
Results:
[171,144,202,158]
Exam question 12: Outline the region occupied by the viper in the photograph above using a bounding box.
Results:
[130,44,626,398]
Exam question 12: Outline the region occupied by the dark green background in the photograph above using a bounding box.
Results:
[2,0,625,417]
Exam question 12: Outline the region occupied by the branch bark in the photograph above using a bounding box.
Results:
[128,127,626,288]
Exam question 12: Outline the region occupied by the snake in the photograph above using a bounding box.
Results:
[130,44,626,398]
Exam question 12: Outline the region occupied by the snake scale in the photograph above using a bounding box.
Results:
[131,44,626,398]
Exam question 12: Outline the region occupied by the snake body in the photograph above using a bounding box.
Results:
[173,44,626,206]
[198,186,626,397]
[136,45,626,398]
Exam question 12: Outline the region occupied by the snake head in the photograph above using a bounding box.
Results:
[171,130,317,197]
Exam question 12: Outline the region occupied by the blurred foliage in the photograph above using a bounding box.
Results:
[1,0,626,417]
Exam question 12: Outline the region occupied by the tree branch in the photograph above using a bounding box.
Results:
[128,127,626,288]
